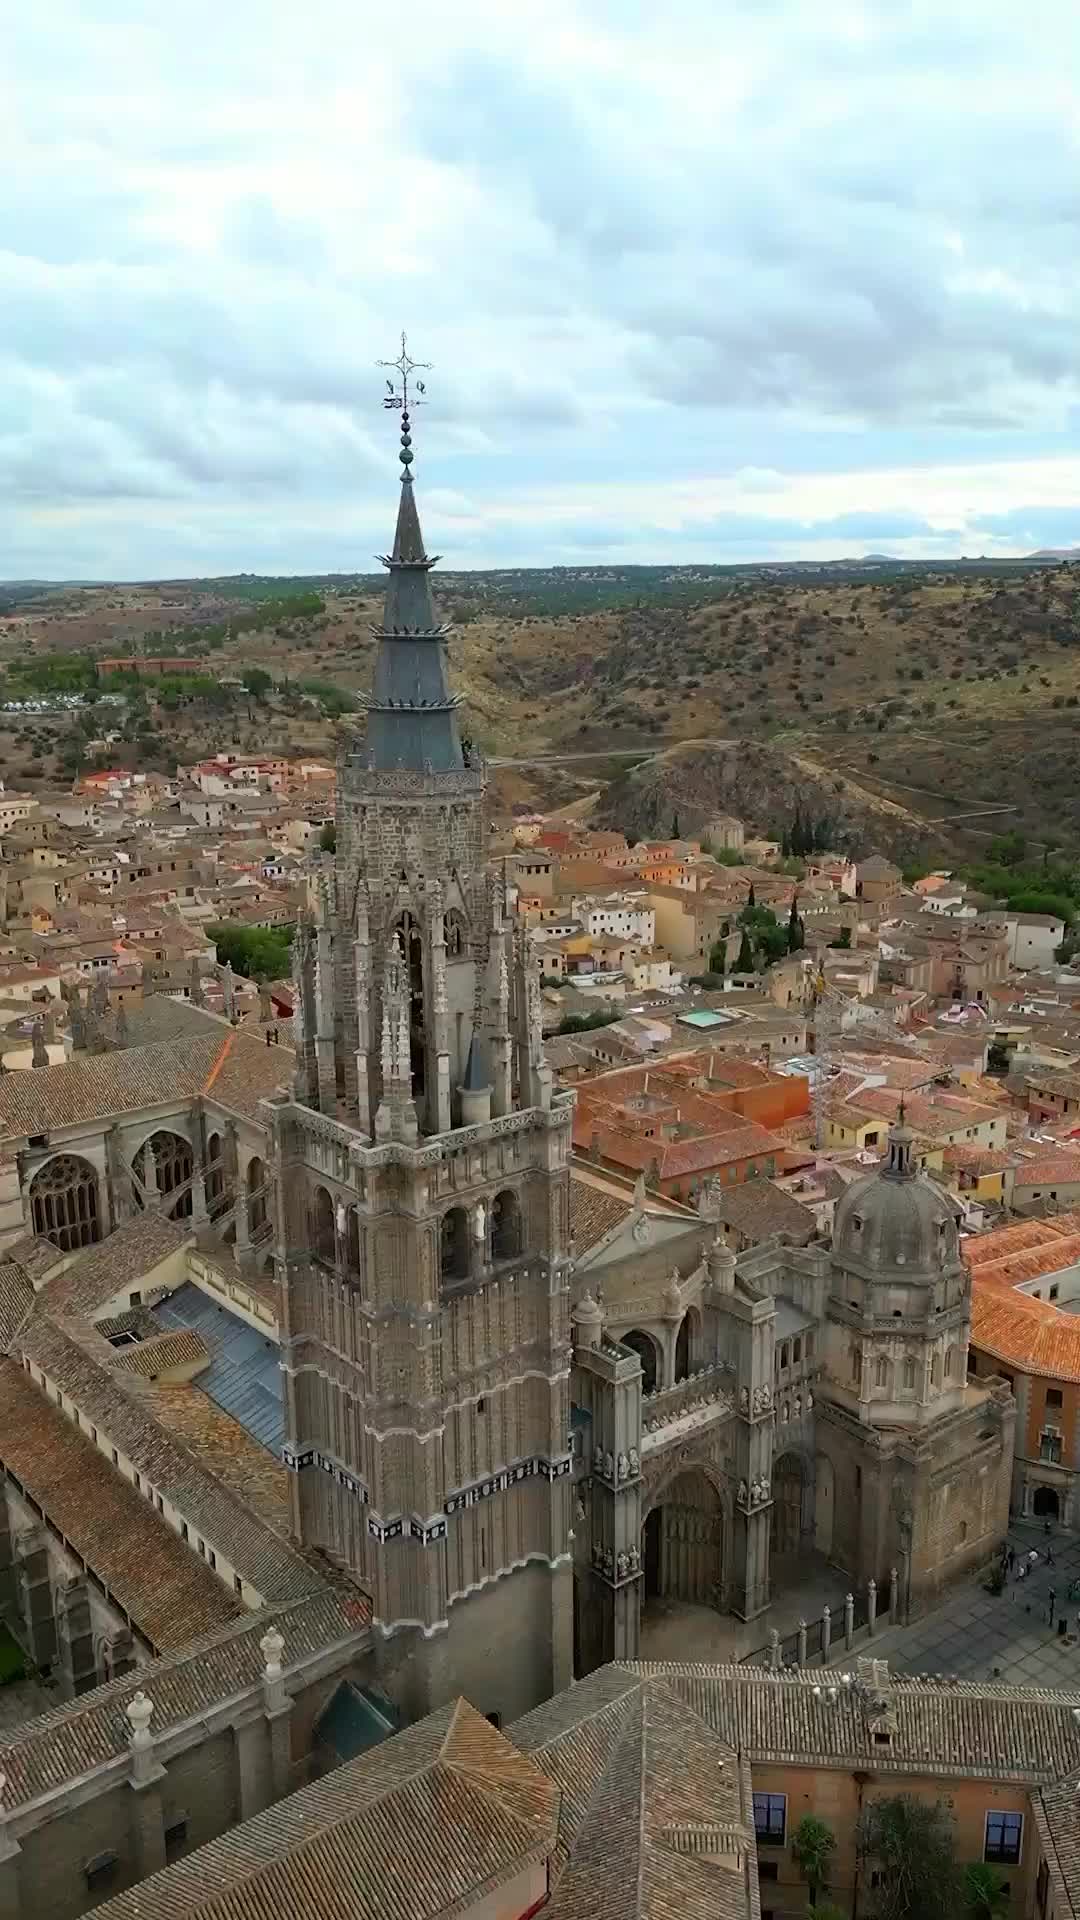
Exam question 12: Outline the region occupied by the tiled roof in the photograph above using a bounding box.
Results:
[138,1381,291,1535]
[569,1175,634,1253]
[517,1661,1080,1786]
[13,1309,321,1606]
[89,1699,557,1920]
[43,1213,192,1321]
[715,1179,817,1246]
[0,1262,34,1351]
[108,1327,209,1378]
[0,1359,240,1652]
[0,1029,290,1138]
[0,1586,370,1812]
[1012,1153,1080,1187]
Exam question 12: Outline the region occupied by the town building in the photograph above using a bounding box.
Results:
[85,1657,1080,1920]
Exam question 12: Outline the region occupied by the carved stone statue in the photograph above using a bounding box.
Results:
[617,1552,629,1580]
[617,1452,629,1483]
[738,1479,748,1506]
[628,1447,640,1477]
[739,1386,750,1414]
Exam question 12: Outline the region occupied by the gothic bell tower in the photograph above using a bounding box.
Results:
[274,338,575,1724]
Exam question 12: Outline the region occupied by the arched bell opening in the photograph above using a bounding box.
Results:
[440,1206,470,1284]
[491,1189,522,1261]
[394,911,427,1100]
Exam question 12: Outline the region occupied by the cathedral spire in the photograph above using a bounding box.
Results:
[364,334,463,774]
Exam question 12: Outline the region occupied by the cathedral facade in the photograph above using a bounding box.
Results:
[275,398,574,1724]
[568,1113,1014,1670]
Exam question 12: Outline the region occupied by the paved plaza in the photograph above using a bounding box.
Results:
[837,1520,1080,1690]
[639,1524,1080,1685]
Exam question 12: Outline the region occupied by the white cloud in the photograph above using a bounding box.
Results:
[3,0,1080,576]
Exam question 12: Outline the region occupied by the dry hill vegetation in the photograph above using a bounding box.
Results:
[2,561,1079,856]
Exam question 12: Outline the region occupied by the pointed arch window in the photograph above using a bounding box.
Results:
[874,1354,890,1389]
[903,1355,916,1390]
[445,911,467,960]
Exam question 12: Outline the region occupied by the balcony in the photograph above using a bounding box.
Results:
[642,1365,734,1447]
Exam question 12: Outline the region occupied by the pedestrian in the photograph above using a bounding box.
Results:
[1018,1562,1027,1581]
[1047,1546,1055,1567]
[1045,1517,1052,1537]
[1006,1546,1015,1574]
[1049,1588,1056,1627]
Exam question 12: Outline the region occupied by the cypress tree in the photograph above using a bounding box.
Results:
[737,929,755,972]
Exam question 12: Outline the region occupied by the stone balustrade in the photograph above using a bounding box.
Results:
[642,1365,733,1434]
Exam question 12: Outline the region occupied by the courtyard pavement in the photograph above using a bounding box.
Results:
[833,1520,1080,1691]
[640,1549,853,1664]
[639,1524,1080,1687]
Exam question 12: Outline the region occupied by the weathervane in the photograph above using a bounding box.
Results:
[377,332,431,476]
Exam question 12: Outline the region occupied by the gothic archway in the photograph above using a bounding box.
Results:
[445,910,467,960]
[393,911,426,1098]
[344,1206,361,1281]
[622,1328,660,1394]
[29,1153,101,1253]
[247,1155,270,1237]
[814,1452,835,1556]
[771,1452,806,1557]
[205,1131,229,1220]
[1033,1485,1060,1520]
[491,1189,522,1261]
[134,1131,194,1219]
[641,1468,723,1607]
[674,1308,700,1383]
[311,1184,335,1262]
[440,1207,470,1283]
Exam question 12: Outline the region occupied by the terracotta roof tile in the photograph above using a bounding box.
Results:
[0,1359,240,1651]
[89,1699,557,1920]
[0,1029,290,1138]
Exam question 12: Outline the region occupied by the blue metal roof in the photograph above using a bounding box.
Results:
[153,1281,283,1455]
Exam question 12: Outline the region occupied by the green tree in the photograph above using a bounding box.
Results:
[829,925,852,949]
[857,1794,958,1920]
[208,922,294,982]
[961,1862,1011,1920]
[671,810,681,838]
[708,940,728,975]
[747,882,756,910]
[736,929,755,972]
[241,665,273,699]
[986,1039,1011,1075]
[788,895,804,954]
[791,1813,836,1908]
[319,822,336,854]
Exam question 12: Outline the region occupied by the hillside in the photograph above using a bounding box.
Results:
[1,559,1079,854]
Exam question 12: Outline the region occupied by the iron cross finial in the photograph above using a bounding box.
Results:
[377,333,432,474]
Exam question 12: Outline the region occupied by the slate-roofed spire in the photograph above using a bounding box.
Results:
[364,334,464,774]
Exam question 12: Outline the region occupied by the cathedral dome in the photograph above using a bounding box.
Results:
[832,1116,961,1280]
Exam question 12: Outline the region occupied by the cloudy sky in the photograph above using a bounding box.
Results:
[5,1,1080,578]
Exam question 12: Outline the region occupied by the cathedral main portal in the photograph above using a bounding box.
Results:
[642,1469,723,1609]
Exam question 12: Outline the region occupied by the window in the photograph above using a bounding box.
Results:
[874,1355,889,1388]
[164,1816,188,1863]
[758,1862,778,1881]
[208,1549,217,1571]
[1046,1389,1063,1410]
[793,1337,802,1364]
[984,1811,1023,1866]
[1040,1431,1062,1465]
[753,1793,786,1846]
[84,1852,119,1895]
[234,1575,243,1597]
[903,1356,916,1390]
[1050,1286,1060,1302]
[780,1343,790,1371]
